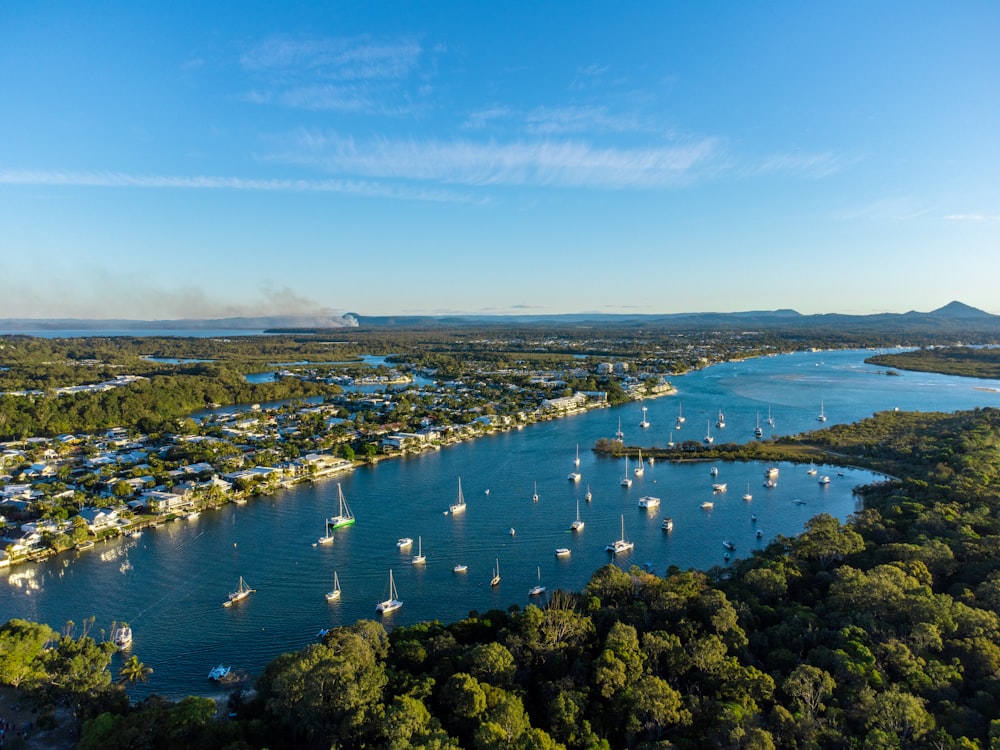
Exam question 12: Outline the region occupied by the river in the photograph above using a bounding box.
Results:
[3,347,999,699]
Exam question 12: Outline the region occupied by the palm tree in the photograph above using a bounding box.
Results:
[118,654,153,684]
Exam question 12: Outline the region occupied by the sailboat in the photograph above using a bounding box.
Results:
[743,482,753,502]
[754,412,763,439]
[606,515,634,554]
[529,567,546,596]
[817,401,827,422]
[223,576,255,608]
[704,420,714,445]
[716,410,726,429]
[633,449,644,477]
[317,516,335,545]
[620,455,632,487]
[327,483,355,529]
[491,558,501,587]
[585,484,592,502]
[449,477,467,515]
[532,481,539,502]
[639,406,650,428]
[325,571,342,602]
[571,497,585,531]
[767,405,775,427]
[411,536,426,565]
[615,417,624,443]
[677,403,685,423]
[569,449,584,479]
[667,430,675,448]
[376,570,402,614]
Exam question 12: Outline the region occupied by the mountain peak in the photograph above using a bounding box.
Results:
[928,301,993,318]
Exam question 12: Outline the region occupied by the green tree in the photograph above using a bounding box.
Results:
[0,618,56,688]
[117,654,152,684]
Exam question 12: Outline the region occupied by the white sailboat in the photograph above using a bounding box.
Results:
[704,420,714,445]
[529,567,546,596]
[667,430,675,448]
[620,455,632,487]
[615,417,624,443]
[606,515,634,554]
[574,444,581,467]
[639,406,650,428]
[677,403,685,423]
[449,477,467,515]
[532,481,539,502]
[817,401,827,422]
[767,405,775,427]
[716,410,725,428]
[633,449,644,477]
[411,536,426,565]
[327,483,355,529]
[491,558,501,587]
[585,484,592,502]
[571,497,585,531]
[376,570,402,614]
[317,515,335,545]
[223,576,255,608]
[325,571,341,602]
[743,482,753,502]
[754,412,763,439]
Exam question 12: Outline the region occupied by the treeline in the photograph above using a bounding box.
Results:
[0,365,340,439]
[866,347,1000,380]
[3,408,999,747]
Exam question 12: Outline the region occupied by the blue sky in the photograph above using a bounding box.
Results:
[1,1,998,320]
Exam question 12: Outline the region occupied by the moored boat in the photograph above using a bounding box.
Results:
[376,570,402,614]
[223,576,255,608]
[326,571,342,602]
[606,515,634,554]
[327,483,355,529]
[112,623,132,650]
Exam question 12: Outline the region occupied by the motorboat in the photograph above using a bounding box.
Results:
[638,495,660,509]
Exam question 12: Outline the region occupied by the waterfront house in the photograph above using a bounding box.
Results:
[77,506,120,533]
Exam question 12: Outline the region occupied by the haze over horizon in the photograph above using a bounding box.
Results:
[2,2,998,319]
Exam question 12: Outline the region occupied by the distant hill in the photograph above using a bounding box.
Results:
[925,300,993,318]
[2,303,998,341]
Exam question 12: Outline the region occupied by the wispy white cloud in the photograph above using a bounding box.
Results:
[0,168,476,203]
[944,213,1000,221]
[462,104,644,135]
[240,36,422,81]
[462,106,513,131]
[273,133,723,189]
[238,35,427,114]
[523,105,644,135]
[570,63,610,91]
[747,151,852,179]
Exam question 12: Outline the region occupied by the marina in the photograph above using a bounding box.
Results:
[2,348,999,699]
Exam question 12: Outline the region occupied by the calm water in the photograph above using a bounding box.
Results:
[4,348,999,698]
